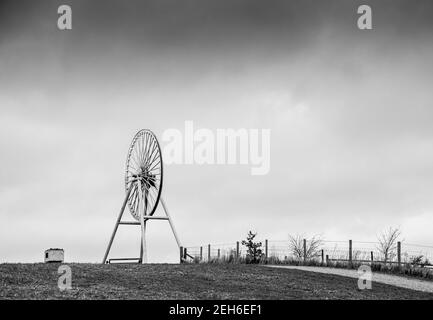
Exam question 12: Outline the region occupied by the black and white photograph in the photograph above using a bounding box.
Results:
[0,0,433,312]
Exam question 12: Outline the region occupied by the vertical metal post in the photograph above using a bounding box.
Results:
[138,180,147,264]
[371,251,374,263]
[349,240,353,266]
[180,246,184,263]
[397,241,401,267]
[321,249,324,264]
[303,239,307,262]
[139,237,144,263]
[141,221,147,263]
[200,246,203,261]
[208,244,211,261]
[265,239,268,261]
[326,254,329,265]
[236,241,240,259]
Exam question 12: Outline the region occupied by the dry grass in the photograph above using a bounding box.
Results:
[0,263,432,300]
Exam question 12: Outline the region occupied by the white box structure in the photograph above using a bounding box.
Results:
[44,248,64,263]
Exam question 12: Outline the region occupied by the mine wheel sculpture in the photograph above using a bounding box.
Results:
[102,129,181,264]
[125,129,163,219]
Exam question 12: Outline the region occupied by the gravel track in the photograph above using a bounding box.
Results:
[266,265,433,293]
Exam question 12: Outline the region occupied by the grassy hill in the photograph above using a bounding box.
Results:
[1,263,432,299]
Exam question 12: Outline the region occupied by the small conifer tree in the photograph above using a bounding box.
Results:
[241,231,264,264]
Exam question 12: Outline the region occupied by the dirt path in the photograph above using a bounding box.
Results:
[266,265,433,293]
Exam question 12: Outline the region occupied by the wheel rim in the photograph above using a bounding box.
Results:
[125,129,163,220]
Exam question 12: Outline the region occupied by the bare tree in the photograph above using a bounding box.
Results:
[288,234,323,261]
[288,234,304,259]
[377,227,401,263]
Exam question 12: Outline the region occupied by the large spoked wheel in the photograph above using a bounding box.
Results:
[125,129,163,221]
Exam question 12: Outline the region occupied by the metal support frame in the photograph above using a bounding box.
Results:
[102,184,133,264]
[102,181,181,264]
[138,179,147,264]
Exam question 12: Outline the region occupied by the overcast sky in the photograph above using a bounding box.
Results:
[1,0,433,263]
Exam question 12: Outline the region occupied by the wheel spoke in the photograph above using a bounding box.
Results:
[145,142,158,169]
[142,133,150,166]
[143,135,153,167]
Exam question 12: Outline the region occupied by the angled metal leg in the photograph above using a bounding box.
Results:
[102,184,134,264]
[160,197,182,248]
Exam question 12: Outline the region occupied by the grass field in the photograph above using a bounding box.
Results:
[1,263,432,300]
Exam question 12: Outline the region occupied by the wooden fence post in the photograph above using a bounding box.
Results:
[349,240,353,266]
[265,239,268,261]
[397,241,401,267]
[236,241,240,259]
[208,244,211,261]
[200,246,203,261]
[303,239,307,262]
[180,246,183,263]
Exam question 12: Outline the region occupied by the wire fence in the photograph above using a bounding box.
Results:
[182,239,433,266]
